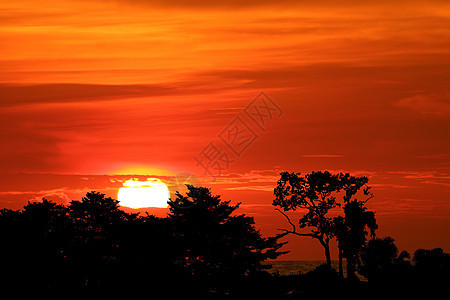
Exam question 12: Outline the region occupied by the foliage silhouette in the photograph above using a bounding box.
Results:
[358,237,450,296]
[273,170,376,278]
[0,187,287,296]
[359,237,411,283]
[66,191,135,289]
[334,199,377,279]
[0,181,449,297]
[273,171,341,266]
[413,247,450,292]
[168,184,288,283]
[0,200,70,291]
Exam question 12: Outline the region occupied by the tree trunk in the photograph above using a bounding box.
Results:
[318,238,332,266]
[346,256,358,280]
[338,247,344,279]
[324,243,332,266]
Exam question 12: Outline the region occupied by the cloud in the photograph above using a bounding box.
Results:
[420,180,450,187]
[0,83,231,108]
[386,170,450,188]
[30,190,71,204]
[106,0,449,10]
[395,94,450,116]
[0,125,63,172]
[0,187,72,208]
[387,171,450,180]
[199,169,282,185]
[371,197,440,215]
[302,154,344,158]
[0,83,168,107]
[102,0,321,10]
[322,169,378,178]
[416,154,450,160]
[0,172,176,209]
[370,183,413,189]
[223,185,274,191]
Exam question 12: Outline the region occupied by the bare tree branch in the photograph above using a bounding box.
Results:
[275,208,296,232]
[277,228,314,238]
[275,208,314,238]
[362,193,374,203]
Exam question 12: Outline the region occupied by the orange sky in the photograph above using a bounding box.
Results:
[1,0,450,260]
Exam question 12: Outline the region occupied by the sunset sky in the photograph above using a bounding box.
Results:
[1,0,449,259]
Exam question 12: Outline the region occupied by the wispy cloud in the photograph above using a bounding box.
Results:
[416,154,450,160]
[324,169,378,178]
[384,170,450,190]
[387,171,450,180]
[302,154,344,158]
[0,83,233,108]
[370,183,414,189]
[223,185,274,191]
[395,94,450,116]
[371,197,449,217]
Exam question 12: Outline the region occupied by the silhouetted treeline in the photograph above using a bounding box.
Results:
[0,186,287,296]
[359,236,450,297]
[0,184,449,297]
[272,171,449,297]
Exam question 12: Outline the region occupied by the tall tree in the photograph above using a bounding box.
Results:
[334,199,377,279]
[67,191,133,287]
[168,184,288,281]
[22,199,70,288]
[273,171,342,266]
[273,171,375,271]
[0,200,70,290]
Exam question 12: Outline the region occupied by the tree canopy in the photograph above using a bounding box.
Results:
[168,185,288,280]
[273,170,377,277]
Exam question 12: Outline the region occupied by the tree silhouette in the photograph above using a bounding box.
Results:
[273,171,375,271]
[22,199,69,289]
[0,200,71,290]
[359,236,411,284]
[413,247,450,288]
[358,239,450,296]
[113,212,185,293]
[273,171,340,266]
[0,185,449,296]
[168,184,288,283]
[334,199,377,279]
[0,208,27,290]
[0,189,291,294]
[67,191,134,288]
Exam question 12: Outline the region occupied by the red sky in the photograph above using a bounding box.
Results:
[1,0,450,260]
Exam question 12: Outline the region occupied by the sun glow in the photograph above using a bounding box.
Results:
[118,178,170,209]
[110,165,174,176]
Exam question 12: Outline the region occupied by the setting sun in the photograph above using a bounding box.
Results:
[118,178,170,209]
